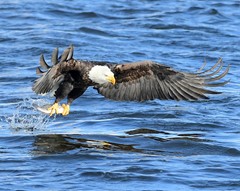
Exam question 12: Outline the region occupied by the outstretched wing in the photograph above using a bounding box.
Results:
[96,59,230,101]
[32,45,74,95]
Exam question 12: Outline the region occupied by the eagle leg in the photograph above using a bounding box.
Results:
[62,104,70,116]
[48,103,59,116]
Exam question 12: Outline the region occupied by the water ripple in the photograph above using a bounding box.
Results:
[0,0,239,190]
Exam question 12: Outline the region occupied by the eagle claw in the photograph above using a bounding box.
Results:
[48,103,59,116]
[62,104,70,116]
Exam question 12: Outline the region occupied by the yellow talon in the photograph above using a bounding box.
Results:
[48,103,59,116]
[62,104,70,116]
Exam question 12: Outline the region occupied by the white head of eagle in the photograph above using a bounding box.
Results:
[88,65,116,85]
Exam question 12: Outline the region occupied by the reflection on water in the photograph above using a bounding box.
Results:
[33,134,141,155]
[32,130,240,158]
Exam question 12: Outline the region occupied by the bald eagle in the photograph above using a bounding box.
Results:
[32,45,229,116]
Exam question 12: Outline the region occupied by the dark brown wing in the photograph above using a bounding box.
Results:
[96,59,230,101]
[32,45,74,95]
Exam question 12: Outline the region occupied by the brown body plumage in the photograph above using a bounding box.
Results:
[32,45,230,116]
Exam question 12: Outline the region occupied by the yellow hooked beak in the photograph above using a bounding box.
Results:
[107,75,116,85]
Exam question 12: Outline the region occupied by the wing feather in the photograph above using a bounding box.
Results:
[134,81,141,101]
[158,79,172,100]
[51,48,59,65]
[129,81,136,100]
[32,65,64,95]
[155,79,168,100]
[176,81,208,100]
[148,78,158,99]
[119,83,127,100]
[167,82,183,101]
[97,59,229,101]
[33,45,76,95]
[139,77,147,101]
[40,54,50,69]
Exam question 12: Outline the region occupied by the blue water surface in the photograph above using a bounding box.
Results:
[0,0,239,191]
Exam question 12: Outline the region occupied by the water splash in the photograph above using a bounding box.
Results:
[6,98,51,133]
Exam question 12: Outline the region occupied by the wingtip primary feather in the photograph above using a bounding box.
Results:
[58,45,74,63]
[197,58,223,75]
[67,44,74,60]
[204,64,230,83]
[59,48,70,62]
[36,67,44,75]
[40,54,50,69]
[51,48,59,65]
